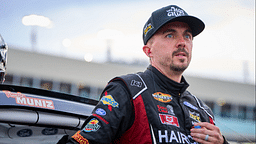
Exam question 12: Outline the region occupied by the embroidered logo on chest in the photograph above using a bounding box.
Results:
[152,92,172,103]
[159,113,180,127]
[157,105,175,115]
[183,101,198,110]
[189,110,201,123]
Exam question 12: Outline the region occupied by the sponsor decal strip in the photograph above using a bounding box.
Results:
[3,91,54,109]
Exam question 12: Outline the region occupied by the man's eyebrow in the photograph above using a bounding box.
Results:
[162,29,192,35]
[162,29,176,34]
[184,29,192,35]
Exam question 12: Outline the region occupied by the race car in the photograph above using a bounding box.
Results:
[0,34,97,143]
[0,84,97,144]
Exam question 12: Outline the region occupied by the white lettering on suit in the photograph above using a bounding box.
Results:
[158,130,193,143]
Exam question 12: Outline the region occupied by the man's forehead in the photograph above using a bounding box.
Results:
[159,21,191,32]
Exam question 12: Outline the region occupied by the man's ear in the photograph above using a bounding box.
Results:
[143,45,151,57]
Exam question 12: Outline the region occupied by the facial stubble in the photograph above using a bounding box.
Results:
[170,48,190,72]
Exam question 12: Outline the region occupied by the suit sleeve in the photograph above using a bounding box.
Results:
[65,80,134,144]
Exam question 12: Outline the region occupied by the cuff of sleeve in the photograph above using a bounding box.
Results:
[222,135,229,144]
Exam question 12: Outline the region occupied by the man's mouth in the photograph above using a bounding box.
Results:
[175,52,186,57]
[172,48,189,58]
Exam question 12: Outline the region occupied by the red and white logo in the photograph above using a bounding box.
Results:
[159,114,179,127]
[157,105,168,113]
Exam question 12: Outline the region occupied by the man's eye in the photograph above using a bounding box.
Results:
[185,34,192,39]
[166,34,173,38]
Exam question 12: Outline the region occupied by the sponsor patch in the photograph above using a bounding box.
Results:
[3,90,54,109]
[95,108,106,116]
[100,94,119,110]
[159,114,179,127]
[130,80,142,87]
[166,105,175,115]
[83,118,101,132]
[144,23,154,36]
[152,92,172,103]
[158,105,168,113]
[189,110,201,123]
[72,131,89,144]
[157,105,175,115]
[183,101,198,110]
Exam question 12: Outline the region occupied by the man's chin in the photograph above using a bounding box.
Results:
[170,64,189,72]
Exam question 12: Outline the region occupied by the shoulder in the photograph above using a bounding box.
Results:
[109,73,148,99]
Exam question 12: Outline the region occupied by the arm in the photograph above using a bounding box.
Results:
[58,80,134,144]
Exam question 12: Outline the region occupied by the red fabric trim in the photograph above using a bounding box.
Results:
[108,105,112,111]
[92,114,109,124]
[113,95,152,144]
[209,116,214,125]
[103,91,112,111]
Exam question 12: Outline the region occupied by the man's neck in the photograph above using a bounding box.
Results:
[152,64,183,83]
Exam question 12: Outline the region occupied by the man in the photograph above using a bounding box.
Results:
[58,5,228,144]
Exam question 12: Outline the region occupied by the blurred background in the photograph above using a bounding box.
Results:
[1,0,255,84]
[0,0,255,143]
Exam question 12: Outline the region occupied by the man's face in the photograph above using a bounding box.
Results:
[148,21,193,73]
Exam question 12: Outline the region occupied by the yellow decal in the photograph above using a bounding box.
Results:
[144,23,153,36]
[189,111,201,122]
[101,95,119,108]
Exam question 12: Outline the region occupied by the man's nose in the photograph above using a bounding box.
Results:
[175,36,186,48]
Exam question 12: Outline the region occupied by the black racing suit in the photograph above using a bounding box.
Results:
[59,65,228,144]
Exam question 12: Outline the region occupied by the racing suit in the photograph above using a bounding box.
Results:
[60,65,228,144]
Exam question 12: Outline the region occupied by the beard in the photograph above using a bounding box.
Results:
[167,48,190,72]
[160,57,190,73]
[170,62,188,72]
